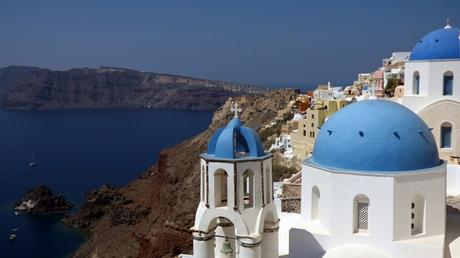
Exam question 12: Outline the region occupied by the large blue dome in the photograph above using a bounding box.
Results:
[309,100,441,172]
[206,118,266,159]
[409,26,460,61]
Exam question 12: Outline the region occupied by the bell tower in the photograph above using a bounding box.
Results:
[191,103,279,258]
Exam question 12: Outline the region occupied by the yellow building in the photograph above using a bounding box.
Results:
[291,99,349,160]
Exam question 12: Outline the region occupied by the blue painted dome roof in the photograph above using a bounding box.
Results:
[309,100,441,172]
[410,26,460,61]
[206,118,266,159]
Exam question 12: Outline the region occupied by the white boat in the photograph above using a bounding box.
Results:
[28,152,37,167]
[9,234,17,241]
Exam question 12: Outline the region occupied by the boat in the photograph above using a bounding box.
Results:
[28,152,37,167]
[12,228,19,232]
[9,234,17,241]
[14,211,19,215]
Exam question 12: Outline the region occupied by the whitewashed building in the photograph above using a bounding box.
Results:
[401,21,460,195]
[289,100,446,258]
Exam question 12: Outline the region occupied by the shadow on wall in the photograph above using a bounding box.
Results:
[444,213,460,258]
[289,228,325,258]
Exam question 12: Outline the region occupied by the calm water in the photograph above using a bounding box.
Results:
[0,109,213,258]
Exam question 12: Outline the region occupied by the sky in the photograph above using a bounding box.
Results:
[1,1,460,88]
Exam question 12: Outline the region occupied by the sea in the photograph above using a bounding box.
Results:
[0,109,213,258]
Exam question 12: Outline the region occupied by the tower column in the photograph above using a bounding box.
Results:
[215,219,236,258]
[193,231,215,258]
[261,224,279,258]
[237,236,262,258]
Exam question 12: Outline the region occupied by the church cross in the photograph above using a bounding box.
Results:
[231,102,242,118]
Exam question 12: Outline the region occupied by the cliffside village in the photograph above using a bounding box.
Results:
[181,21,460,258]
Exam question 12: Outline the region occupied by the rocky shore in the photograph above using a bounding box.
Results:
[64,89,298,258]
[14,185,73,214]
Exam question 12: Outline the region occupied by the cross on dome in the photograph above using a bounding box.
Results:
[445,18,452,29]
[231,102,242,118]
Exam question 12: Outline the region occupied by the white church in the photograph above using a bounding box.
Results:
[182,22,460,258]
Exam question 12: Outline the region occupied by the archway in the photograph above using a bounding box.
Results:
[311,186,320,221]
[214,169,228,208]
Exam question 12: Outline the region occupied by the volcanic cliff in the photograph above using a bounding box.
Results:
[63,89,298,258]
[0,66,267,110]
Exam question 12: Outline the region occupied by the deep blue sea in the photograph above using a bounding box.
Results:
[0,109,213,258]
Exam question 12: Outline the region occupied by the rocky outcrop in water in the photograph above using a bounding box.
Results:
[14,185,73,214]
[0,66,267,111]
[62,184,150,228]
[65,89,298,258]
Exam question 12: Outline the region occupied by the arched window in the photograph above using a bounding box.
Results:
[441,122,452,148]
[413,71,420,95]
[243,169,254,208]
[265,167,271,204]
[311,186,320,221]
[353,194,370,234]
[443,71,454,96]
[201,165,205,202]
[214,169,228,208]
[411,195,426,235]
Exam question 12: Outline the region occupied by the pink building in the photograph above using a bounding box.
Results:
[372,70,384,97]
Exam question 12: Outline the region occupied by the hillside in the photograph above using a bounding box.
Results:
[0,66,267,110]
[62,89,298,258]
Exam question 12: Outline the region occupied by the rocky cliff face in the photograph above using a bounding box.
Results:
[0,66,267,110]
[63,89,298,258]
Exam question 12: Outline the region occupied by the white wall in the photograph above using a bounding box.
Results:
[403,60,460,113]
[447,164,460,196]
[291,163,446,258]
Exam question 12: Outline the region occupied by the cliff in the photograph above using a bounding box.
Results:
[15,185,73,214]
[0,66,267,111]
[63,89,298,258]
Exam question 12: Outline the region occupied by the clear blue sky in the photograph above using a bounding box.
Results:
[1,0,460,88]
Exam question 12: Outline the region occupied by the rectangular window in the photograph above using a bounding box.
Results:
[303,130,306,136]
[311,123,314,127]
[356,201,369,233]
[443,75,453,96]
[312,114,314,119]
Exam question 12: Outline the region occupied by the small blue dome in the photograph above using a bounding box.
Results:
[309,100,441,172]
[206,118,266,159]
[410,27,460,61]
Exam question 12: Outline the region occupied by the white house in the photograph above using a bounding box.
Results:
[289,100,446,258]
[401,21,460,195]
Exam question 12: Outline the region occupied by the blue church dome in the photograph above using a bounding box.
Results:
[309,100,441,172]
[206,118,266,159]
[409,26,460,61]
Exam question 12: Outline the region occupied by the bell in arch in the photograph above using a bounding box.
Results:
[220,238,233,256]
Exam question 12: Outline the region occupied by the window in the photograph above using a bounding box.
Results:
[214,170,228,208]
[441,122,452,148]
[411,195,426,235]
[311,123,314,128]
[312,114,315,119]
[413,71,420,95]
[303,130,306,136]
[243,170,254,208]
[201,165,205,202]
[443,71,453,96]
[354,195,369,233]
[265,167,271,204]
[311,186,320,221]
[311,131,315,138]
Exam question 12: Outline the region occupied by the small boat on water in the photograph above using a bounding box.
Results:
[28,152,37,168]
[14,211,19,215]
[12,228,19,232]
[9,234,17,241]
